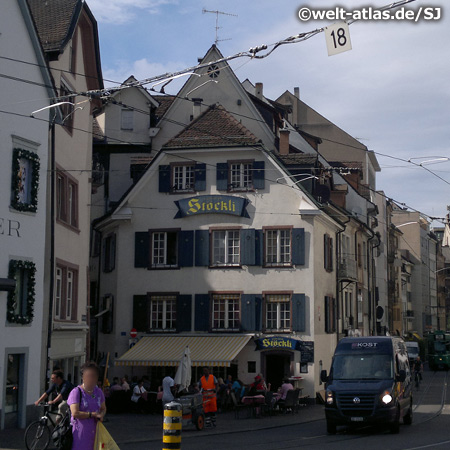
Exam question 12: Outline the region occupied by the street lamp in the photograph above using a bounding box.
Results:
[396,221,419,228]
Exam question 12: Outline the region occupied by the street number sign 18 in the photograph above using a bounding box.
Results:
[325,22,352,56]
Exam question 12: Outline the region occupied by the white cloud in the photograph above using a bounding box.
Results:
[87,0,178,24]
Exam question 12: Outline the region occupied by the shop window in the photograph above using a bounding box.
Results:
[151,231,178,268]
[265,229,291,266]
[211,294,240,331]
[211,230,240,267]
[149,295,177,331]
[265,294,291,332]
[10,148,40,213]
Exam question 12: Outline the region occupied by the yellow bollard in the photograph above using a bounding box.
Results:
[163,401,182,450]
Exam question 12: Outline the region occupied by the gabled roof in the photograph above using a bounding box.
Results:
[163,104,260,149]
[153,95,175,122]
[27,0,81,53]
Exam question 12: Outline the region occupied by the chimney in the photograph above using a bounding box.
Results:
[192,98,202,120]
[279,129,290,155]
[294,87,300,99]
[255,82,263,100]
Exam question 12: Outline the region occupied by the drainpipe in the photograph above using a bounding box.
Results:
[46,115,56,385]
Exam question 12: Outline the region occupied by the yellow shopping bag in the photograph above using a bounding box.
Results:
[94,422,120,450]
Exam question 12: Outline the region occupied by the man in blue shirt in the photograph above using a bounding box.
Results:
[35,370,73,421]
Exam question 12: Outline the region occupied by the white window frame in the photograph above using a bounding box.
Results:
[265,229,291,266]
[151,232,178,268]
[265,295,291,332]
[212,230,240,267]
[55,267,62,319]
[212,294,240,331]
[173,165,195,191]
[230,162,252,190]
[121,109,134,130]
[149,295,176,331]
[66,270,73,319]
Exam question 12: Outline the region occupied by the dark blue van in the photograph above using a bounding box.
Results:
[321,336,413,434]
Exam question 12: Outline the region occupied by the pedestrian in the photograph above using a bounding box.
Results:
[162,372,176,405]
[68,361,106,450]
[198,367,218,427]
[35,370,73,422]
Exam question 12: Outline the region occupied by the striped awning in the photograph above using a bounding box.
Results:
[115,335,252,367]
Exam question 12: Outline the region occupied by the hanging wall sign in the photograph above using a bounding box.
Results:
[174,195,250,219]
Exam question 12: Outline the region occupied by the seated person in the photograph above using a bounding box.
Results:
[278,378,294,402]
[249,375,266,395]
[131,379,149,413]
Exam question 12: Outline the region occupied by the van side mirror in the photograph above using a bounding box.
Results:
[396,369,406,382]
[320,370,328,383]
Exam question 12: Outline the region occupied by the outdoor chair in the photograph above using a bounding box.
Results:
[230,391,248,419]
[262,391,275,417]
[278,389,300,414]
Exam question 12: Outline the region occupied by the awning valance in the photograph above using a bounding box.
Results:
[115,335,252,367]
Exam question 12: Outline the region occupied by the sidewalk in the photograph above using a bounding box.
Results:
[0,404,325,449]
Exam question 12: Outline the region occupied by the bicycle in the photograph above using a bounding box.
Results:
[24,403,62,450]
[414,370,421,389]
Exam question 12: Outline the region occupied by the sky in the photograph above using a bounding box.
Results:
[87,0,450,226]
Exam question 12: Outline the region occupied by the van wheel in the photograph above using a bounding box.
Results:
[403,406,413,425]
[327,420,337,435]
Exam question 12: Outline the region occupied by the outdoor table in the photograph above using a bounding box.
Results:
[242,395,265,418]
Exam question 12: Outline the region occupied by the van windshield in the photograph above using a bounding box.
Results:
[331,353,393,380]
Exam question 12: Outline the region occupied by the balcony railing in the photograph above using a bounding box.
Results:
[338,259,357,281]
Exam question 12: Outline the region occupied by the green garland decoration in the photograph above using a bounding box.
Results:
[7,260,36,324]
[11,148,40,213]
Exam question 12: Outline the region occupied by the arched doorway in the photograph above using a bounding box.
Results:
[262,350,293,391]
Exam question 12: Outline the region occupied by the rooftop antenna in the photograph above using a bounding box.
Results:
[202,8,237,45]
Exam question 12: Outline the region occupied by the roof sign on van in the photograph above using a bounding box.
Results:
[351,342,378,349]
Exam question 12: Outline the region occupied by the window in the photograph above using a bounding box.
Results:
[325,296,336,333]
[54,262,78,321]
[121,109,134,130]
[103,234,116,272]
[11,148,40,213]
[229,162,252,191]
[56,169,78,229]
[55,267,62,320]
[357,243,362,267]
[150,295,177,331]
[324,234,333,272]
[212,230,240,266]
[265,294,291,332]
[265,229,291,266]
[212,294,240,331]
[60,80,74,131]
[172,165,195,192]
[69,30,77,74]
[363,242,367,269]
[151,231,178,267]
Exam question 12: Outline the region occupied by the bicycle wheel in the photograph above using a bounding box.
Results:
[24,420,51,450]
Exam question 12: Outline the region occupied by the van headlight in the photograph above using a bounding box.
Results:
[326,390,334,405]
[381,391,393,405]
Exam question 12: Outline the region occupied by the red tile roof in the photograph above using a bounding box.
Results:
[163,104,260,149]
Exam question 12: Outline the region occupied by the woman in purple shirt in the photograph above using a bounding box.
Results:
[68,361,106,450]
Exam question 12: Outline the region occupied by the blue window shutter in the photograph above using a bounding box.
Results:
[133,295,149,332]
[292,228,305,265]
[255,230,263,266]
[255,296,263,331]
[253,161,265,190]
[240,229,256,266]
[216,163,228,191]
[194,164,206,191]
[195,230,210,266]
[159,165,171,192]
[241,294,256,331]
[177,295,192,332]
[134,232,149,268]
[195,294,210,331]
[178,230,194,267]
[292,293,306,332]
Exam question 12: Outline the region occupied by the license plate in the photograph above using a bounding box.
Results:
[351,417,364,422]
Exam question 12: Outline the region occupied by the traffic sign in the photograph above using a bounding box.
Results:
[130,328,137,338]
[325,22,352,56]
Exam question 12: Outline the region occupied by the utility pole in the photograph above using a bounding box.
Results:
[202,9,237,45]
